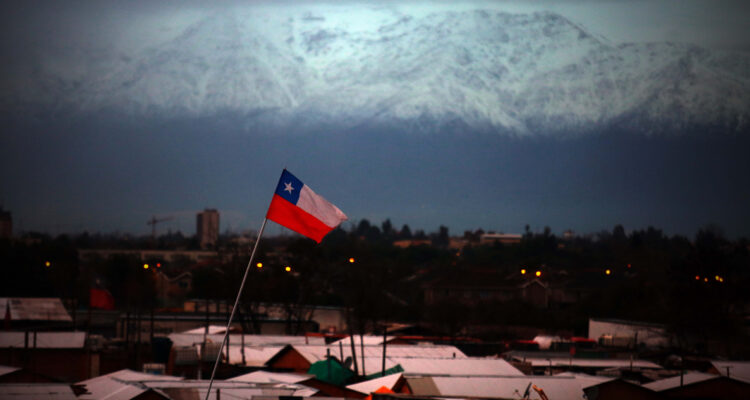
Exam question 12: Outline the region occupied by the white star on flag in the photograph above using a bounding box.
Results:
[284,182,294,194]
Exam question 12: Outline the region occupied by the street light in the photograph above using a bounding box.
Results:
[256,262,263,269]
[285,266,291,272]
[521,268,526,275]
[535,270,541,277]
[143,264,150,269]
[45,261,51,268]
[348,258,355,264]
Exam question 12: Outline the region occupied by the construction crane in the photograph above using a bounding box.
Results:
[147,215,174,239]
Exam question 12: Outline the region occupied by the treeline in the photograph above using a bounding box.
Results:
[1,222,749,355]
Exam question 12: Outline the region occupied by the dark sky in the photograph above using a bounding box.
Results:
[1,1,749,238]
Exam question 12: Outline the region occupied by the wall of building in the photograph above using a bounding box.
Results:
[588,319,671,348]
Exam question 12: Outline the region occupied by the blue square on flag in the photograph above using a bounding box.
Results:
[274,170,303,204]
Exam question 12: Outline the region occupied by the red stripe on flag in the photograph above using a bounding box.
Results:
[267,194,334,243]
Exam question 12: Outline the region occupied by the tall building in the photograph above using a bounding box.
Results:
[196,209,219,249]
[0,207,11,239]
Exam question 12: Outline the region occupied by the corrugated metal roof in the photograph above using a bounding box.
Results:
[711,360,750,381]
[330,335,392,347]
[393,357,524,376]
[145,380,316,399]
[642,372,718,391]
[557,372,618,390]
[76,369,182,400]
[168,333,325,347]
[0,365,21,377]
[509,356,662,369]
[0,332,86,349]
[293,344,467,365]
[227,345,285,367]
[0,384,77,400]
[0,298,71,322]
[86,369,184,383]
[409,375,611,400]
[347,372,404,394]
[181,325,227,335]
[229,371,312,384]
[79,382,147,400]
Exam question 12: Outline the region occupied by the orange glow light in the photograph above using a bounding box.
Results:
[535,271,541,277]
[695,275,700,281]
[605,269,611,275]
[521,269,526,275]
[143,264,149,269]
[256,262,263,268]
[285,266,291,272]
[45,261,51,267]
[349,258,355,263]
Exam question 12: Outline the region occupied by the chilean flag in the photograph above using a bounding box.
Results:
[266,170,348,243]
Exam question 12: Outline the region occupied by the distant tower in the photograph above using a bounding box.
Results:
[196,209,219,249]
[0,207,11,239]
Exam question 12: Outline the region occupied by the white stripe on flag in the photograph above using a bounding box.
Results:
[298,185,348,228]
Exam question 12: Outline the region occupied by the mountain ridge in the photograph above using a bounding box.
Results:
[3,8,749,135]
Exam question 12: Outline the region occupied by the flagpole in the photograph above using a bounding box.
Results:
[205,218,268,399]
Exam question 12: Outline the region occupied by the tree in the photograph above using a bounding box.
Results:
[399,224,412,239]
[356,220,371,236]
[381,219,393,236]
[612,224,626,242]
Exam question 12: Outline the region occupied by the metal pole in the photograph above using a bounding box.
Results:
[205,218,268,400]
[360,332,366,376]
[349,330,359,376]
[381,325,387,376]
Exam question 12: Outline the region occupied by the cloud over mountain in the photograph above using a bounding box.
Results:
[3,6,749,134]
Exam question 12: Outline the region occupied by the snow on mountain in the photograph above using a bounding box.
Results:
[5,7,750,134]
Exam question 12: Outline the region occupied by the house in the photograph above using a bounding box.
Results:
[230,370,365,398]
[0,383,77,400]
[265,344,468,374]
[0,365,59,383]
[375,356,524,377]
[0,298,72,329]
[0,331,92,382]
[588,318,672,349]
[73,369,178,400]
[708,360,750,381]
[583,379,664,400]
[348,372,410,395]
[503,352,662,375]
[405,374,611,400]
[643,372,750,399]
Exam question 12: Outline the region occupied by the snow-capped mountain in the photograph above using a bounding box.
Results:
[4,7,750,134]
